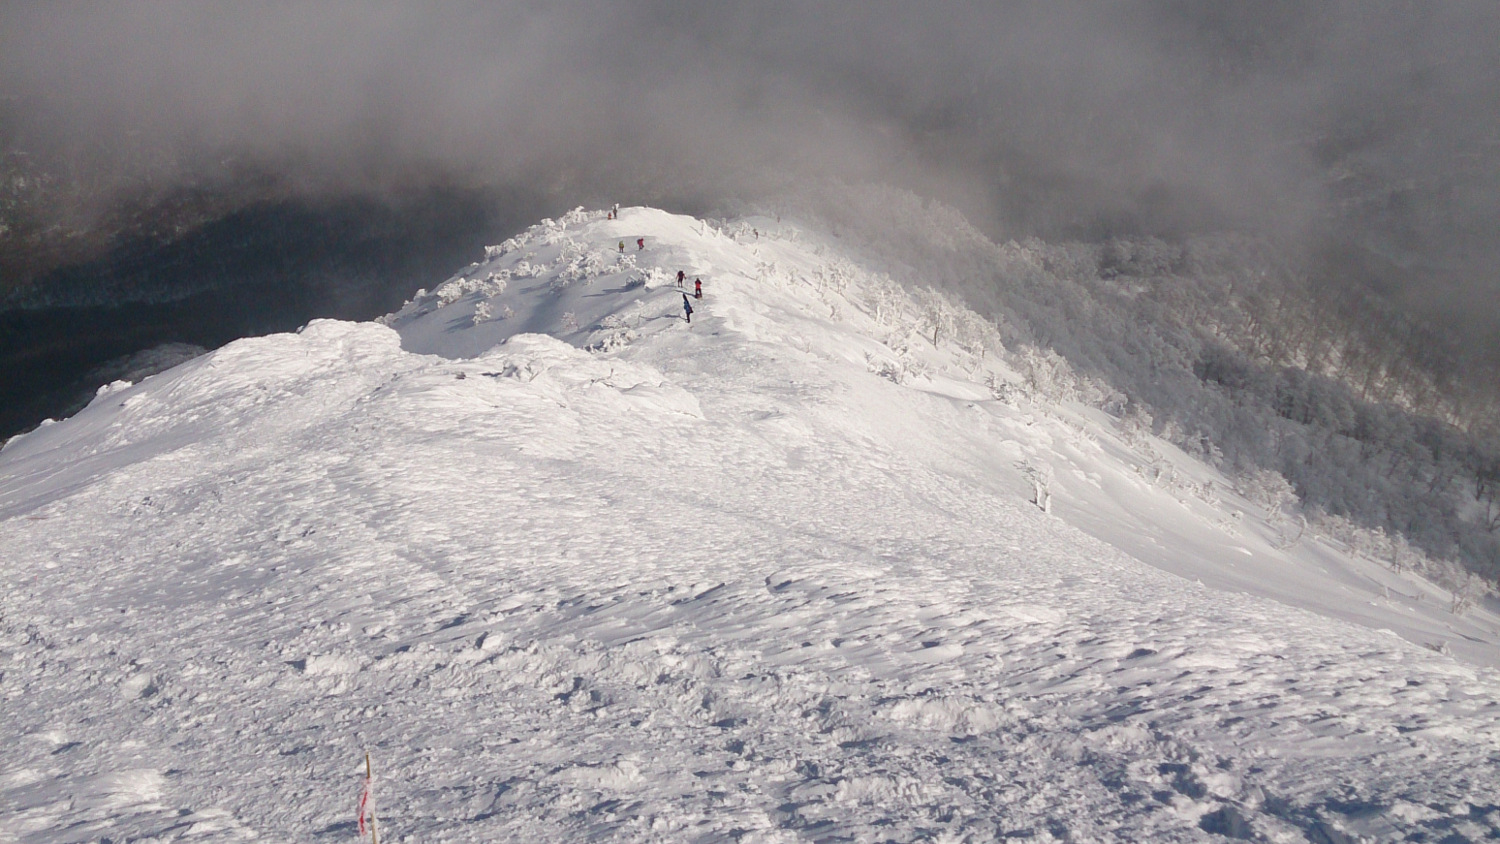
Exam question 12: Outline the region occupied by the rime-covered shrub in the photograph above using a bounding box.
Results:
[435,271,509,307]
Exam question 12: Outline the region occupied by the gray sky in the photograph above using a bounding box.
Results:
[4,1,1498,355]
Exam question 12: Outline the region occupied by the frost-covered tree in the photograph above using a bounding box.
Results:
[915,287,953,347]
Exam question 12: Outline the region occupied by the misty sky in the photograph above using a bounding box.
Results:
[4,2,1498,354]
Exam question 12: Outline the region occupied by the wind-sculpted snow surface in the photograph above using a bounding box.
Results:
[2,208,1499,841]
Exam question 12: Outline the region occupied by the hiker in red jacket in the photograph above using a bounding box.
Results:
[694,279,702,299]
[637,238,645,250]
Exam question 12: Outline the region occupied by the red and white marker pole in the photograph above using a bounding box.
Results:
[358,752,379,843]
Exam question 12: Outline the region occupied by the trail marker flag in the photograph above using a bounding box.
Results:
[358,752,378,843]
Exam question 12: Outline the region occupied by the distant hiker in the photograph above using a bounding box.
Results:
[682,293,693,323]
[753,228,759,240]
[676,270,685,286]
[694,279,702,299]
[619,241,625,253]
[637,238,645,250]
[613,203,620,217]
[608,210,614,220]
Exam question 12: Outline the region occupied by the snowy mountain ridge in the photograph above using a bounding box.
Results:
[2,205,1499,841]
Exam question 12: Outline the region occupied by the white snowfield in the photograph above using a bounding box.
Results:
[2,207,1498,842]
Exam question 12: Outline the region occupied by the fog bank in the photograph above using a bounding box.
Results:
[3,1,1497,357]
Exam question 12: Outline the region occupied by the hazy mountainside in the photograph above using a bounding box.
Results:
[5,70,1498,438]
[0,171,562,439]
[2,206,1498,841]
[774,186,1500,583]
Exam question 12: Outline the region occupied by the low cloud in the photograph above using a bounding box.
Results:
[3,1,1497,356]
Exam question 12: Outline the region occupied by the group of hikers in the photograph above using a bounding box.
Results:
[611,204,640,253]
[608,204,704,325]
[677,270,703,323]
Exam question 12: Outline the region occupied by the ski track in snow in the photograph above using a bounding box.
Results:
[2,208,1499,842]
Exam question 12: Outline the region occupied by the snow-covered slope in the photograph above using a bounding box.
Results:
[2,206,1498,842]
